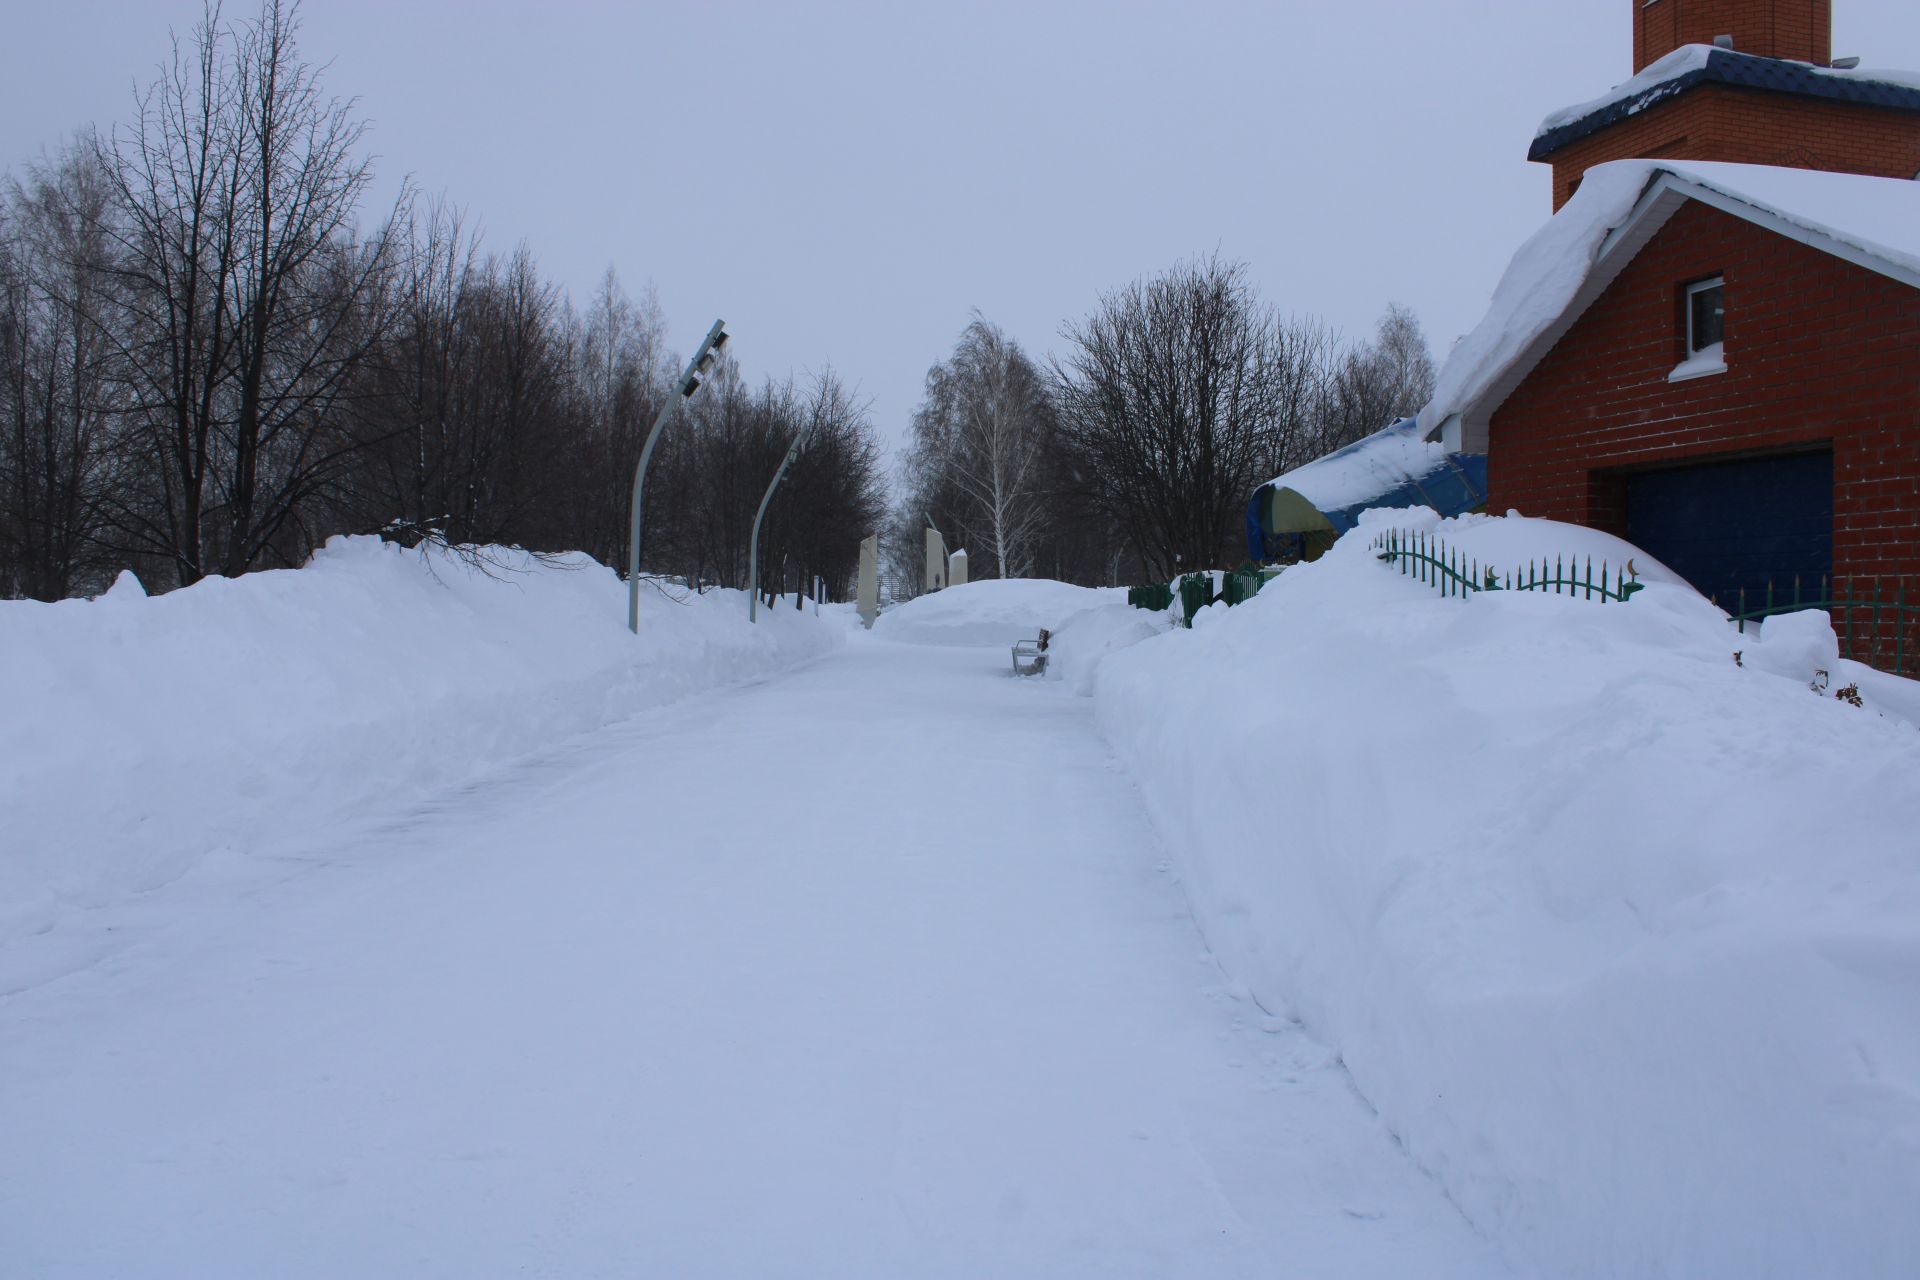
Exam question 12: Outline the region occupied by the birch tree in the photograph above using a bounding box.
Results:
[903,315,1053,579]
[1315,303,1436,454]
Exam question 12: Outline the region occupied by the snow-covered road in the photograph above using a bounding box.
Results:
[1,634,1506,1277]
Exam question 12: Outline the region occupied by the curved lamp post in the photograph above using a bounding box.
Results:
[629,318,729,633]
[747,418,815,622]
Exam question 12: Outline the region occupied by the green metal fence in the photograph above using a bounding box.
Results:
[1127,581,1174,612]
[1728,575,1919,678]
[1176,572,1216,624]
[1129,564,1281,625]
[1219,563,1271,607]
[1371,528,1643,603]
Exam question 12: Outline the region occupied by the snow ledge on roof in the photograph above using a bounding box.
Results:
[1535,44,1920,141]
[1263,419,1445,511]
[1536,45,1713,139]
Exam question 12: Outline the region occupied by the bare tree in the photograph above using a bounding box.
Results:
[904,315,1052,579]
[0,146,127,599]
[1316,303,1436,454]
[1,1,901,602]
[689,366,787,589]
[571,267,667,573]
[344,197,478,547]
[94,0,409,585]
[1053,255,1314,578]
[877,501,926,601]
[772,368,886,601]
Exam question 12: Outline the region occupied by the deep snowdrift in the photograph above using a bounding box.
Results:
[874,578,1124,648]
[0,537,839,944]
[1075,510,1920,1279]
[1044,603,1172,695]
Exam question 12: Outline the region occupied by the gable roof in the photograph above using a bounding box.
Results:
[1419,160,1920,454]
[1531,45,1920,161]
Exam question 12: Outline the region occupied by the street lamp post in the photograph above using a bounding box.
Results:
[747,419,815,623]
[629,318,729,633]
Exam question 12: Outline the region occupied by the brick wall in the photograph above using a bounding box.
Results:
[1489,200,1920,595]
[1545,86,1920,209]
[1634,0,1831,72]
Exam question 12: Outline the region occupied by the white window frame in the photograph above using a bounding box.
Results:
[1686,276,1725,357]
[1672,276,1726,382]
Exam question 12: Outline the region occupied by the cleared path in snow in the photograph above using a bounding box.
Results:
[0,633,1506,1277]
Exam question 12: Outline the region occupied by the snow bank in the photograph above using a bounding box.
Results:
[874,578,1124,648]
[1093,508,1920,1278]
[1042,602,1173,696]
[0,537,840,944]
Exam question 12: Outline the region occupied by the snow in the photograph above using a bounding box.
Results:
[0,601,1507,1276]
[1417,162,1652,438]
[10,526,1919,1273]
[1535,44,1920,139]
[1419,159,1920,440]
[1078,507,1920,1277]
[1803,59,1920,92]
[1416,509,1694,588]
[1536,43,1715,137]
[1746,607,1841,686]
[0,536,840,946]
[1260,419,1446,512]
[1666,348,1727,381]
[1663,159,1920,276]
[1043,602,1173,695]
[874,577,1125,647]
[1742,609,1920,726]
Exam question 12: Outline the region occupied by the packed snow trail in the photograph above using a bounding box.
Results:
[0,633,1505,1277]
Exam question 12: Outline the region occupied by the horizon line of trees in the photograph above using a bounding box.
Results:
[1,0,884,604]
[887,259,1437,594]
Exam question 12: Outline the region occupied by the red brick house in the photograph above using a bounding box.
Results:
[1421,0,1920,669]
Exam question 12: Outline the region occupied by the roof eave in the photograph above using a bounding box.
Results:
[1456,176,1683,451]
[1530,50,1920,162]
[1529,72,1709,161]
[1459,171,1920,451]
[1648,177,1920,295]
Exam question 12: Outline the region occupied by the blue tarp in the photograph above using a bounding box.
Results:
[1246,419,1488,561]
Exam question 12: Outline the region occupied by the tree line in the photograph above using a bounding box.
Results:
[0,0,883,603]
[889,258,1436,592]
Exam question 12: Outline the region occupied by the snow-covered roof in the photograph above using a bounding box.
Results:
[1419,160,1920,452]
[1532,45,1920,159]
[1250,419,1489,553]
[1264,420,1446,512]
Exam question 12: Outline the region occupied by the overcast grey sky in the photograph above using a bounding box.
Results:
[6,1,1919,465]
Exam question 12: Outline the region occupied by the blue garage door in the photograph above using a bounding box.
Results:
[1624,450,1832,610]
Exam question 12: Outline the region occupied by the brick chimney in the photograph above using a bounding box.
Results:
[1530,0,1920,209]
[1635,0,1831,72]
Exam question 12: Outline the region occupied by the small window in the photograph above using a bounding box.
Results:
[1669,276,1726,383]
[1687,277,1724,356]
